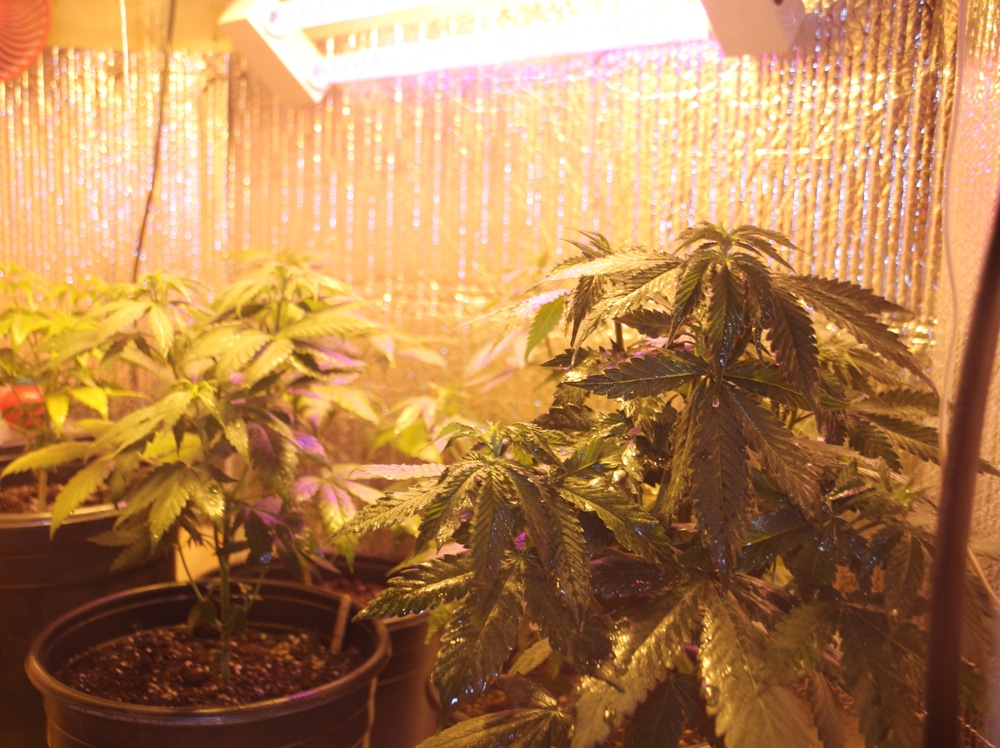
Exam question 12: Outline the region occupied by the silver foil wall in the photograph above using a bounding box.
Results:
[0,0,960,426]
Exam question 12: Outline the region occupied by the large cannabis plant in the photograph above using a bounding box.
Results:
[5,255,399,684]
[341,223,995,748]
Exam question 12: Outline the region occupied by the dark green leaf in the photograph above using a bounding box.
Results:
[726,386,821,516]
[688,381,752,581]
[764,288,820,415]
[777,275,929,388]
[559,481,671,561]
[433,572,523,723]
[838,604,924,748]
[572,584,704,748]
[362,555,474,618]
[571,350,704,400]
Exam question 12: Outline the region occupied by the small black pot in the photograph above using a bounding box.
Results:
[332,556,439,748]
[0,505,175,748]
[25,581,391,748]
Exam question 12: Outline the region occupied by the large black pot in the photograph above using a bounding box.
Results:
[25,581,391,748]
[0,505,176,748]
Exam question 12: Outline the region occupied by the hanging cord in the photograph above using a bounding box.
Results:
[923,193,1000,746]
[131,0,178,282]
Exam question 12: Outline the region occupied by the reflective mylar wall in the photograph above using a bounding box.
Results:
[0,0,957,425]
[939,0,1000,553]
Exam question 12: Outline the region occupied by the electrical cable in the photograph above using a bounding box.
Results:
[130,0,177,283]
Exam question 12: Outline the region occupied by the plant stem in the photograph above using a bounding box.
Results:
[36,468,48,513]
[215,518,233,688]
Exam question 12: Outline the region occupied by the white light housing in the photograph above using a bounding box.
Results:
[219,0,713,105]
[700,0,806,57]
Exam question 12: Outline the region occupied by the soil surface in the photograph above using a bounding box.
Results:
[315,572,385,607]
[0,479,60,513]
[55,625,365,708]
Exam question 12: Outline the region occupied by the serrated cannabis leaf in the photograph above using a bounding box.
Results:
[700,600,813,748]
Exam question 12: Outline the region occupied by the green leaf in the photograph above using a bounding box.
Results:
[765,288,821,415]
[148,465,201,542]
[93,390,194,455]
[806,671,850,748]
[433,572,523,722]
[559,481,671,561]
[522,564,609,670]
[50,458,114,530]
[214,328,271,379]
[242,337,294,387]
[769,602,839,679]
[352,463,447,481]
[517,474,590,621]
[2,440,94,476]
[571,584,704,748]
[525,297,564,361]
[668,248,717,343]
[700,599,813,748]
[146,302,176,355]
[688,381,752,581]
[416,705,571,748]
[362,555,474,618]
[572,350,704,400]
[777,275,929,387]
[616,673,687,748]
[730,224,796,270]
[838,604,924,748]
[68,386,110,418]
[726,386,821,516]
[468,466,518,602]
[706,263,746,368]
[115,462,188,526]
[278,308,375,340]
[221,414,250,460]
[883,528,926,618]
[45,391,71,433]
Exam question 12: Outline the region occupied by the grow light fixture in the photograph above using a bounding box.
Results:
[219,0,807,104]
[218,0,713,105]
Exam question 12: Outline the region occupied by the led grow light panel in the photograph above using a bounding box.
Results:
[219,0,712,104]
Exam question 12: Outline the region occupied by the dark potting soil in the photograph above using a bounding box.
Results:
[314,572,385,607]
[0,477,107,513]
[55,625,366,708]
[0,480,59,513]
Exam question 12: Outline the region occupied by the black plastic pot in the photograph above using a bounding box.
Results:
[0,505,176,748]
[25,581,391,748]
[214,556,439,748]
[332,556,438,748]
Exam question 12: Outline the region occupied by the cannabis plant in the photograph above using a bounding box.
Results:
[6,255,397,684]
[0,268,149,512]
[341,223,995,748]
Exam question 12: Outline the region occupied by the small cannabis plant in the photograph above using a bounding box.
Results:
[6,255,399,684]
[0,267,147,512]
[341,223,995,748]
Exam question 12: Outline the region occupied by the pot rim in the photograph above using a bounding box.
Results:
[25,580,391,725]
[0,502,119,529]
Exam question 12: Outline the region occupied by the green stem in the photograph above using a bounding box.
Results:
[36,468,48,513]
[215,519,233,689]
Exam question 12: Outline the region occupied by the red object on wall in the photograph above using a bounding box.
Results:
[0,0,51,82]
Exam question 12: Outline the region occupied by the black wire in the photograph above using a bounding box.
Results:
[131,0,178,283]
